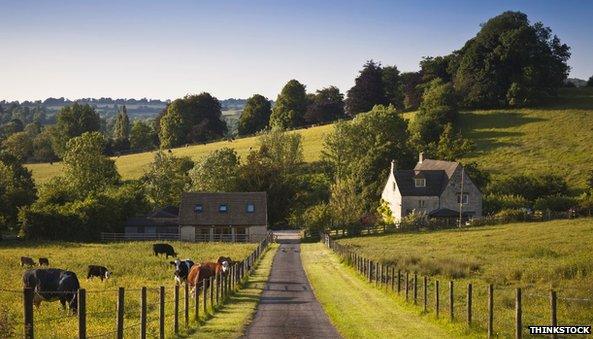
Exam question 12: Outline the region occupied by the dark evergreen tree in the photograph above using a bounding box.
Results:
[304,86,345,124]
[238,94,272,135]
[345,60,387,115]
[270,80,308,129]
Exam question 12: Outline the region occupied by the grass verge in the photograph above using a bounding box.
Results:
[188,244,278,338]
[300,243,477,338]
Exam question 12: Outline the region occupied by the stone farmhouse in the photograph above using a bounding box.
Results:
[381,153,482,223]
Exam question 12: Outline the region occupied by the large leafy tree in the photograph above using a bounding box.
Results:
[304,86,345,124]
[1,132,33,161]
[113,105,131,142]
[190,147,241,192]
[51,103,101,156]
[141,151,194,207]
[158,93,227,147]
[62,132,120,197]
[0,152,36,232]
[269,80,308,129]
[345,60,387,115]
[130,120,156,150]
[454,11,570,107]
[237,94,271,135]
[323,105,415,209]
[382,66,404,110]
[400,71,424,110]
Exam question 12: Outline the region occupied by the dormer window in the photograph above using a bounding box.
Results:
[194,204,203,213]
[414,178,426,187]
[219,204,228,213]
[246,203,255,213]
[457,193,469,204]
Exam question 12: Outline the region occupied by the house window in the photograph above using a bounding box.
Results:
[414,178,426,187]
[418,200,425,208]
[194,204,203,213]
[219,204,228,213]
[393,182,396,191]
[457,193,469,204]
[246,203,255,213]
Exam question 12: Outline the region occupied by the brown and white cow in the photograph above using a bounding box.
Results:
[186,258,230,296]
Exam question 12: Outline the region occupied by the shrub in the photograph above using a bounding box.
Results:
[483,194,530,215]
[494,208,530,223]
[533,195,577,212]
[399,210,428,231]
[487,174,568,201]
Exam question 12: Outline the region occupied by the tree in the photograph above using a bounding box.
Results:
[323,105,415,209]
[32,128,58,162]
[304,86,345,124]
[345,60,387,115]
[62,132,120,197]
[400,72,424,110]
[130,120,156,150]
[142,151,193,207]
[329,177,364,234]
[587,76,593,87]
[435,123,474,161]
[454,11,571,107]
[190,148,240,192]
[113,105,131,143]
[0,152,36,232]
[269,80,308,129]
[420,56,456,83]
[256,128,303,173]
[300,203,332,238]
[51,103,101,156]
[238,94,272,135]
[382,66,404,109]
[411,79,458,147]
[158,93,227,147]
[1,132,33,161]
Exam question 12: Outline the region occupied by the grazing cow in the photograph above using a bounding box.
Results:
[21,256,35,267]
[22,269,80,314]
[87,265,111,281]
[39,258,50,266]
[153,243,177,258]
[169,259,194,285]
[187,260,230,296]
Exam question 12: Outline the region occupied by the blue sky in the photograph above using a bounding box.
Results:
[1,0,591,101]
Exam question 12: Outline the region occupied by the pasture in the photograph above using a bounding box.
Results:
[336,218,593,337]
[0,241,257,338]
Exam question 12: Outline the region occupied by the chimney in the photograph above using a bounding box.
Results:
[419,152,425,164]
[390,160,396,173]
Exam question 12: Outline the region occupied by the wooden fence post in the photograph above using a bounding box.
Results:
[488,284,494,338]
[467,283,472,326]
[174,285,179,335]
[140,287,147,339]
[391,267,396,292]
[209,276,214,310]
[550,290,557,339]
[405,272,409,302]
[516,288,522,339]
[117,287,125,339]
[423,276,428,312]
[413,273,418,305]
[397,270,401,294]
[23,287,34,339]
[159,286,165,339]
[216,273,220,306]
[78,289,86,339]
[184,283,189,327]
[449,281,454,321]
[435,280,440,318]
[194,284,199,321]
[203,279,208,315]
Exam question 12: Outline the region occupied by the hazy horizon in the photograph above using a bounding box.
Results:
[1,0,592,102]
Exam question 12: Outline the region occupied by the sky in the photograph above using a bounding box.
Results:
[1,0,592,101]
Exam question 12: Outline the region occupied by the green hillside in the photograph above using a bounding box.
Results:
[26,88,593,186]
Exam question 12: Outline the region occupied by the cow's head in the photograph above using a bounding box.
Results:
[104,270,112,279]
[170,259,193,284]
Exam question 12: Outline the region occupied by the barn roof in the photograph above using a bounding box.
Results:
[179,192,268,226]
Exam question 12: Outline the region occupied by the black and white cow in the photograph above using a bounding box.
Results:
[22,268,80,314]
[170,259,194,285]
[87,265,111,281]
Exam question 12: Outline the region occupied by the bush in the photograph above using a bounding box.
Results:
[487,174,568,201]
[494,208,530,223]
[483,194,530,215]
[399,210,428,231]
[533,195,577,212]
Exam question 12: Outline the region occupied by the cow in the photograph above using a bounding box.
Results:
[21,256,35,267]
[22,268,80,314]
[186,259,230,296]
[87,265,111,281]
[169,259,194,285]
[153,243,177,258]
[39,258,50,266]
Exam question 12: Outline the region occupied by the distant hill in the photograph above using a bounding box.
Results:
[26,87,593,188]
[566,78,588,87]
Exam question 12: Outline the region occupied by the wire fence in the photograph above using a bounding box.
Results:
[322,233,593,338]
[5,232,273,339]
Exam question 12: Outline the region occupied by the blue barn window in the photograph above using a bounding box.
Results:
[194,204,203,213]
[219,204,228,213]
[246,203,255,213]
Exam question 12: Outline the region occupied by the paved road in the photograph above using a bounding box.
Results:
[243,231,341,338]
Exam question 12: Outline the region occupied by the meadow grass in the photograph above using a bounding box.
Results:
[0,241,257,338]
[188,244,277,338]
[300,243,477,338]
[336,218,593,337]
[26,88,593,188]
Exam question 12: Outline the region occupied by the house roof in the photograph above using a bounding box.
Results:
[393,170,445,196]
[150,206,179,218]
[124,217,178,227]
[414,159,459,179]
[179,192,268,226]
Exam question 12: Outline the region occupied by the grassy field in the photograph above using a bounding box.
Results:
[336,219,593,337]
[301,243,474,338]
[0,241,257,338]
[189,244,277,338]
[26,87,593,187]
